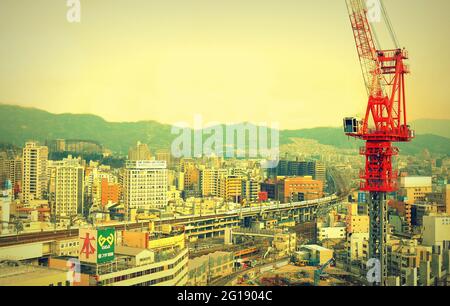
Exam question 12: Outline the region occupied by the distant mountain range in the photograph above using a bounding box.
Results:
[409,119,450,139]
[0,104,449,156]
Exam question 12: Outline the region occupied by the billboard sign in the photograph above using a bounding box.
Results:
[97,228,115,264]
[79,229,97,264]
[258,191,268,202]
[79,228,115,264]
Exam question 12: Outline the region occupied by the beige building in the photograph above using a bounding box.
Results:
[0,151,7,188]
[123,160,168,215]
[315,161,326,183]
[0,154,21,192]
[300,245,333,265]
[317,226,346,241]
[273,232,297,257]
[53,238,80,257]
[49,230,189,286]
[447,185,450,215]
[242,179,260,202]
[155,150,172,168]
[221,175,244,203]
[115,246,155,267]
[387,239,433,286]
[400,176,432,204]
[422,214,450,248]
[128,141,152,161]
[426,185,450,214]
[347,232,368,261]
[0,264,70,286]
[187,251,234,286]
[183,165,201,194]
[346,203,369,234]
[97,230,188,286]
[200,168,227,197]
[22,142,48,203]
[48,156,84,217]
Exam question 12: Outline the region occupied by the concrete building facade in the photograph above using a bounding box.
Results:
[48,156,84,217]
[123,160,168,215]
[22,142,48,203]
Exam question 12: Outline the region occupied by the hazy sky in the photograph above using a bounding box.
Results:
[0,0,449,129]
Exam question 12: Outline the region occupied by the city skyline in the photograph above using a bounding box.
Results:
[1,0,450,129]
[0,0,449,289]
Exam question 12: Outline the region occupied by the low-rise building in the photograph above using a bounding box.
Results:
[317,226,346,241]
[0,263,70,286]
[346,203,369,234]
[48,229,189,286]
[347,232,368,262]
[422,214,450,248]
[299,245,333,265]
[389,200,412,234]
[387,239,433,286]
[53,238,80,257]
[187,251,234,285]
[272,232,297,257]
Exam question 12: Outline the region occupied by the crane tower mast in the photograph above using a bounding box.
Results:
[343,0,414,285]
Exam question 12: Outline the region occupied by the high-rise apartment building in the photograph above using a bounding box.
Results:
[1,179,12,234]
[182,165,201,197]
[200,168,227,197]
[83,163,119,209]
[48,156,84,217]
[221,175,244,203]
[22,142,48,203]
[100,178,120,207]
[156,150,172,169]
[123,160,168,215]
[179,158,196,172]
[447,185,450,215]
[268,159,325,182]
[242,178,260,202]
[0,153,22,193]
[128,141,152,161]
[314,161,326,183]
[0,152,8,188]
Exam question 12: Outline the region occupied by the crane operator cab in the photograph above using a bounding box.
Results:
[343,117,359,134]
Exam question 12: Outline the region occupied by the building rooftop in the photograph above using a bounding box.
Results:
[0,263,65,286]
[116,245,152,256]
[301,245,332,252]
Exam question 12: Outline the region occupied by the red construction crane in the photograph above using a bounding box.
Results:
[343,0,414,286]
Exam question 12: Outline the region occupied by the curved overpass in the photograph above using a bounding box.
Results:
[0,194,345,248]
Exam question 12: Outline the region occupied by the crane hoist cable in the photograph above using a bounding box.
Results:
[380,0,400,48]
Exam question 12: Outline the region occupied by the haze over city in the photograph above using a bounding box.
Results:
[1,0,450,129]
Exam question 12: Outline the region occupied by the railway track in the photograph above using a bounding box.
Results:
[0,194,345,248]
[0,222,148,247]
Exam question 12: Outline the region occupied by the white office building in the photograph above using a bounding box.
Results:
[123,160,168,215]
